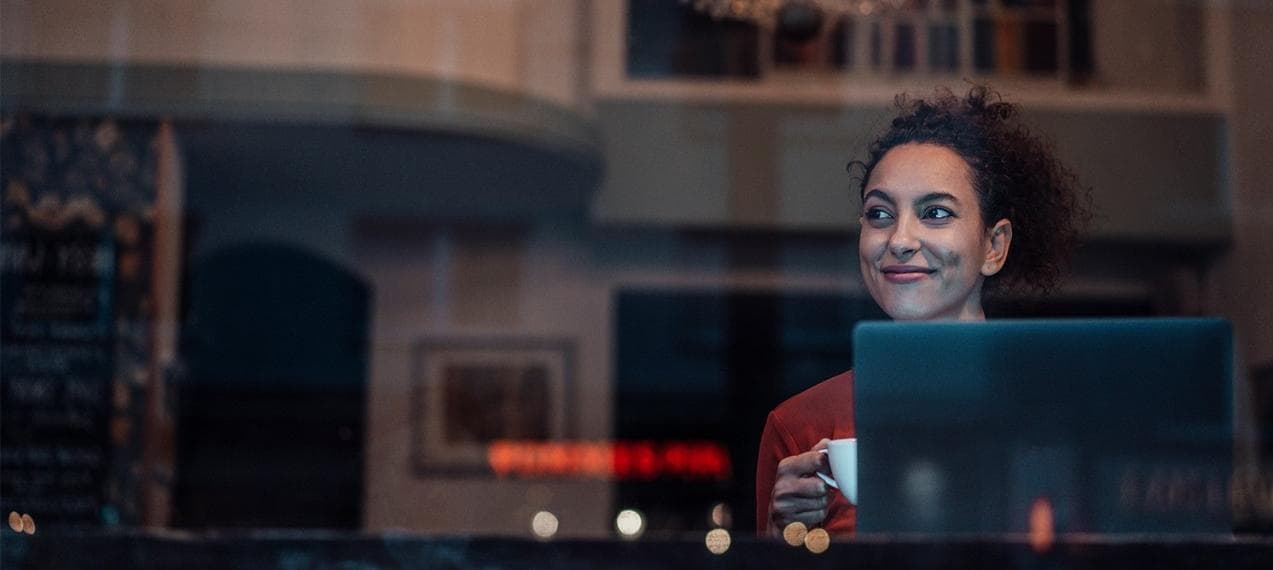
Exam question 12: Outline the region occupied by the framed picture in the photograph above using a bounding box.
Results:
[412,339,574,475]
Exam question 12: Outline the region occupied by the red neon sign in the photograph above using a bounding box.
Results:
[487,440,731,481]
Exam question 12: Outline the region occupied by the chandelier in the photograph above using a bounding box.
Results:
[682,0,912,27]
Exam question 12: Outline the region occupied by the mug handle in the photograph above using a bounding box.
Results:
[815,449,838,489]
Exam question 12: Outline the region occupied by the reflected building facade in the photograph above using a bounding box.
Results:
[2,0,1272,540]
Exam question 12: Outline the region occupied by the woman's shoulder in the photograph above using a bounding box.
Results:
[769,369,855,435]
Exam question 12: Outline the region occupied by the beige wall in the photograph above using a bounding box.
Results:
[1216,3,1273,375]
[354,225,616,535]
[1093,0,1206,93]
[0,0,584,107]
[593,101,1231,246]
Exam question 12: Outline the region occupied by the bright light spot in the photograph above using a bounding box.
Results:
[804,528,830,554]
[19,514,35,536]
[7,512,21,533]
[902,459,946,525]
[1029,497,1056,553]
[781,521,807,546]
[710,503,732,528]
[705,528,731,555]
[615,509,645,539]
[531,511,559,540]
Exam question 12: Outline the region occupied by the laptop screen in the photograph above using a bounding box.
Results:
[852,318,1233,534]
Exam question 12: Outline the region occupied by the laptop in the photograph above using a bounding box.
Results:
[852,318,1233,534]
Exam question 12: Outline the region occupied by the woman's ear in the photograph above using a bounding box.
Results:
[982,219,1013,277]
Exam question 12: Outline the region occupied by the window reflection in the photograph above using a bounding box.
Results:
[0,0,1269,551]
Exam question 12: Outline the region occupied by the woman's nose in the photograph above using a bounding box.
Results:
[887,217,920,258]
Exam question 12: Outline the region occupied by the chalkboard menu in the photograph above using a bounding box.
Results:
[1,114,162,528]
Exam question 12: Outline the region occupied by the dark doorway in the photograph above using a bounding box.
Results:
[173,244,370,528]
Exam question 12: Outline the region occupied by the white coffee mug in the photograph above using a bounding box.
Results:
[815,438,857,505]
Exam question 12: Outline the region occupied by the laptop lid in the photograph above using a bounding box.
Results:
[852,318,1233,534]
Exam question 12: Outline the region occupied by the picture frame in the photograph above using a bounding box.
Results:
[411,339,574,476]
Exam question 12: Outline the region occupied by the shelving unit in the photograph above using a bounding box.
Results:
[594,0,1231,115]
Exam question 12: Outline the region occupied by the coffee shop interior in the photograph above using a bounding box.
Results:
[3,0,1273,567]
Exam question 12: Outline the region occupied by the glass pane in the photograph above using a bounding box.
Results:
[996,17,1024,72]
[894,23,916,70]
[871,21,883,69]
[974,17,996,71]
[774,2,827,67]
[1,0,1248,556]
[927,24,959,72]
[626,0,761,78]
[830,17,856,69]
[1068,0,1094,80]
[1025,20,1059,72]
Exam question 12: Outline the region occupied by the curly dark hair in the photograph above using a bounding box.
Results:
[849,85,1092,296]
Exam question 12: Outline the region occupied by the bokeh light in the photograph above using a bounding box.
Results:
[615,509,645,539]
[804,528,829,554]
[1029,497,1056,553]
[782,521,808,546]
[531,511,559,540]
[710,502,732,528]
[705,528,731,555]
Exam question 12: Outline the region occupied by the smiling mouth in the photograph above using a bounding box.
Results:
[881,266,934,284]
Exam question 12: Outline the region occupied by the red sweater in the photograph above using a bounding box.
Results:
[754,370,856,535]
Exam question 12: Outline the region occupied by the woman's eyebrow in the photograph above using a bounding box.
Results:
[863,189,895,205]
[915,191,960,205]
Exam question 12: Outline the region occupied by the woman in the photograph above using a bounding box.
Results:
[755,86,1090,536]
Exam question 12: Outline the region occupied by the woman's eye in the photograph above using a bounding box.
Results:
[923,206,953,220]
[865,207,894,221]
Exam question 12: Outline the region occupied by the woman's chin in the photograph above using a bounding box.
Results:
[887,310,940,321]
[881,302,954,321]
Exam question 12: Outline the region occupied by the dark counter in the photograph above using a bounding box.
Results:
[4,531,1273,570]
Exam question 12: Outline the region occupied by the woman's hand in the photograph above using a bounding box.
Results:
[768,438,832,532]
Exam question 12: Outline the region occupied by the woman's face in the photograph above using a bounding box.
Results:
[858,143,1012,321]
